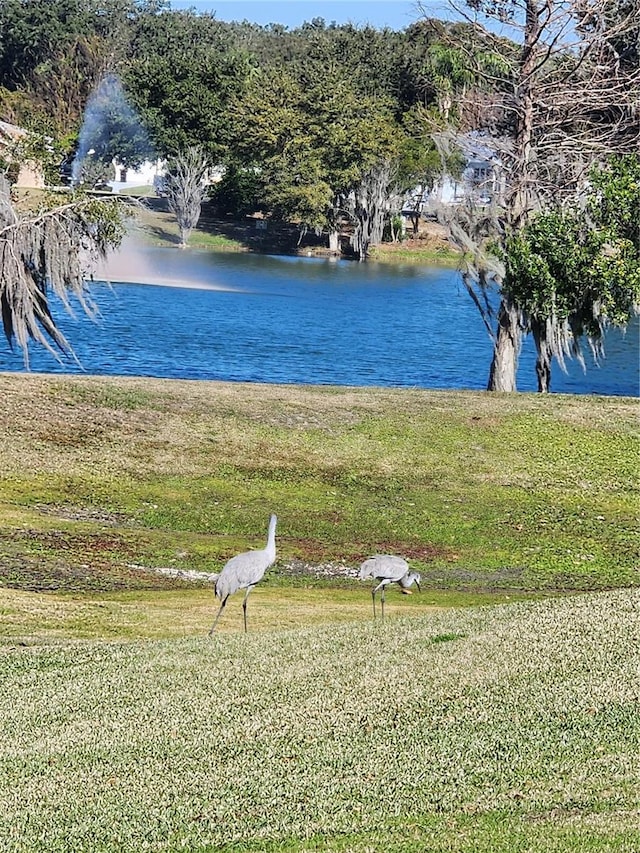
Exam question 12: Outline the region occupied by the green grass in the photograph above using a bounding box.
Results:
[118,185,156,197]
[0,590,638,852]
[0,585,531,641]
[0,374,638,850]
[0,375,637,599]
[187,229,245,251]
[127,202,245,251]
[369,242,461,266]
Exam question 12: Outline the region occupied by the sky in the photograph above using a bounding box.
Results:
[169,1,454,31]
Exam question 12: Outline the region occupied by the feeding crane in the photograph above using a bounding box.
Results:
[358,554,421,619]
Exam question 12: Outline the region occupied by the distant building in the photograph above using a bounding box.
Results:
[107,159,224,195]
[0,120,46,188]
[432,133,504,208]
[108,158,165,193]
[403,133,504,221]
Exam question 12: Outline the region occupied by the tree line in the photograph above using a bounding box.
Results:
[0,0,638,392]
[0,1,476,247]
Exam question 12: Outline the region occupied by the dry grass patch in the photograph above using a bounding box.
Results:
[0,584,469,642]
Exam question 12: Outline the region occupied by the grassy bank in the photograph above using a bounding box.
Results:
[0,373,637,611]
[129,200,245,251]
[0,373,638,851]
[129,196,462,263]
[369,237,461,266]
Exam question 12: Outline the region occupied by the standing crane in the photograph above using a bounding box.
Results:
[209,514,277,635]
[358,555,421,619]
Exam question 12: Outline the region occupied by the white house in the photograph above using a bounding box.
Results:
[107,158,165,193]
[107,159,225,195]
[401,133,504,221]
[431,133,504,207]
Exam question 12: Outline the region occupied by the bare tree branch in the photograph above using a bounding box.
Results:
[164,147,211,248]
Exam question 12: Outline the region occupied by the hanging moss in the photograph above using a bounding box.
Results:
[0,175,130,366]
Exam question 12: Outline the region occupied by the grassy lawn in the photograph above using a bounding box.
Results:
[128,200,245,251]
[0,373,638,850]
[0,591,638,852]
[1,374,637,600]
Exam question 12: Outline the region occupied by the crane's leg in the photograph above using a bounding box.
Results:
[372,581,386,620]
[242,585,254,634]
[209,595,229,635]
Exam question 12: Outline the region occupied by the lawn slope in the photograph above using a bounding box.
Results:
[1,374,638,851]
[0,590,638,852]
[0,373,637,612]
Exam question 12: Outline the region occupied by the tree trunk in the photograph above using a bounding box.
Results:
[510,0,539,231]
[486,2,537,392]
[487,298,522,392]
[531,319,552,393]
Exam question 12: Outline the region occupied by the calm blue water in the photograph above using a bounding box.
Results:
[1,248,638,396]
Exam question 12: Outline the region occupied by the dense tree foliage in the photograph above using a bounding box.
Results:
[122,8,250,161]
[503,156,640,391]
[0,0,151,132]
[228,60,407,255]
[0,3,473,238]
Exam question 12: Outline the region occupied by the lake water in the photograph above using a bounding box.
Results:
[1,246,638,396]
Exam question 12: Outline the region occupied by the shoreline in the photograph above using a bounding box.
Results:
[131,195,463,266]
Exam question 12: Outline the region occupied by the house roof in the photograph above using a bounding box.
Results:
[456,132,502,165]
[0,119,29,141]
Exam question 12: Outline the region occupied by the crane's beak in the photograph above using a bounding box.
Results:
[415,581,421,593]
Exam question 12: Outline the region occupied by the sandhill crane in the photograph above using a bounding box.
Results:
[209,514,277,635]
[358,554,421,619]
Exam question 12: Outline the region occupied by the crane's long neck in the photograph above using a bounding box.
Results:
[400,571,418,589]
[265,514,277,563]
